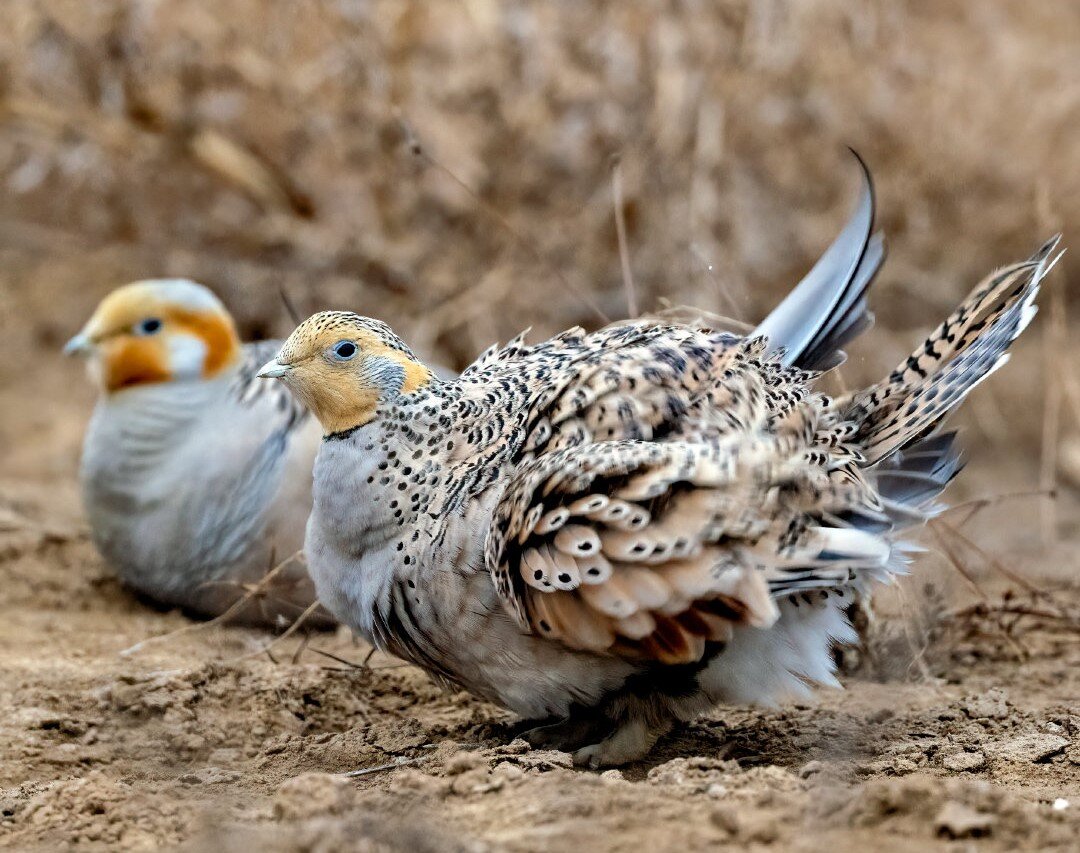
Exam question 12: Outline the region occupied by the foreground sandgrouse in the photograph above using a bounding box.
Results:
[67,279,329,626]
[259,165,1059,766]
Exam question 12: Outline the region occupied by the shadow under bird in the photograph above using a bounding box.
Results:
[66,279,330,627]
[258,159,1061,766]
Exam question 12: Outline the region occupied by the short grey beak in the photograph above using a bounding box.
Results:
[256,358,290,379]
[63,332,93,357]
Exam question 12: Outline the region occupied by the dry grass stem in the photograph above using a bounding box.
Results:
[397,114,609,325]
[612,156,638,318]
[118,550,306,657]
[341,756,425,778]
[934,519,1049,599]
[228,599,323,664]
[930,524,1030,659]
[943,489,1054,530]
[1039,282,1066,544]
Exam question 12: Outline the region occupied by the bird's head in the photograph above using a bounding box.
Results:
[65,279,242,394]
[257,311,433,435]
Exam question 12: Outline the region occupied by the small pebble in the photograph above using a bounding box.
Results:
[599,769,625,785]
[710,804,741,835]
[941,751,986,772]
[959,688,1009,721]
[990,733,1069,764]
[446,752,489,775]
[798,760,823,779]
[935,801,995,839]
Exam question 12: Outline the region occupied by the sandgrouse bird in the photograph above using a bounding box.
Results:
[67,279,329,626]
[259,164,1059,766]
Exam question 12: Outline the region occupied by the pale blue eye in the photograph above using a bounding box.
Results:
[332,340,357,360]
[136,318,162,336]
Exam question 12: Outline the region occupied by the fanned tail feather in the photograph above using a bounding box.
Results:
[855,430,964,531]
[707,234,1059,709]
[850,237,1061,466]
[757,238,1059,649]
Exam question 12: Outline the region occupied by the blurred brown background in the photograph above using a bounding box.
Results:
[1,0,1078,492]
[2,5,1080,849]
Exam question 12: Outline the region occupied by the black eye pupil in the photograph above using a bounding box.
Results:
[335,342,356,357]
[140,318,161,334]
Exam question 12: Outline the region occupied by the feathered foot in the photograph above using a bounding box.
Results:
[572,716,673,768]
[521,714,613,752]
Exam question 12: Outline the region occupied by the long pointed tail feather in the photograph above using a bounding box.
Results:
[755,150,885,372]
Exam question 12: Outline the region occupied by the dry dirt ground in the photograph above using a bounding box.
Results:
[4,1,1080,850]
[1,351,1079,853]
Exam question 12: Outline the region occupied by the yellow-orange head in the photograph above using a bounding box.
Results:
[257,311,432,435]
[65,279,242,393]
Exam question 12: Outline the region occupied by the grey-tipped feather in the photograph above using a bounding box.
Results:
[754,152,883,371]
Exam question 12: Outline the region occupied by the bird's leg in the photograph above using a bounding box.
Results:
[520,711,614,752]
[572,714,673,769]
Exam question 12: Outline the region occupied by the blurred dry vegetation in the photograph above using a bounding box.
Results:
[1,0,1080,485]
[4,5,1080,849]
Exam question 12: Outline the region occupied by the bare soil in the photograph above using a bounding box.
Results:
[3,1,1080,850]
[2,406,1079,852]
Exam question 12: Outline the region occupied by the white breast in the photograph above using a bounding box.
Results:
[306,428,638,719]
[80,375,319,607]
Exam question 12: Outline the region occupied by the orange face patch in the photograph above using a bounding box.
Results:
[95,310,241,393]
[270,314,435,435]
[101,336,172,392]
[399,356,433,394]
[168,309,241,378]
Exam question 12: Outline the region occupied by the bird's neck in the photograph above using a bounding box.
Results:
[311,423,411,559]
[317,356,436,439]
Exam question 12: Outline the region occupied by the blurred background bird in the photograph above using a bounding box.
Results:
[65,278,331,627]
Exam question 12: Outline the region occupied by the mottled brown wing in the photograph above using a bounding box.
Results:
[484,337,900,667]
[514,324,741,459]
[486,426,904,666]
[487,438,780,664]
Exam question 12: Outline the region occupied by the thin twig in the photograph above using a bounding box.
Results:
[308,646,411,671]
[611,155,638,318]
[278,284,302,325]
[309,647,366,669]
[1036,182,1065,544]
[118,550,306,657]
[942,488,1055,530]
[1057,356,1080,431]
[929,524,1028,659]
[927,522,990,601]
[947,602,1076,625]
[340,755,425,778]
[227,599,323,663]
[1040,281,1065,544]
[934,518,1049,599]
[892,581,932,682]
[290,630,312,665]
